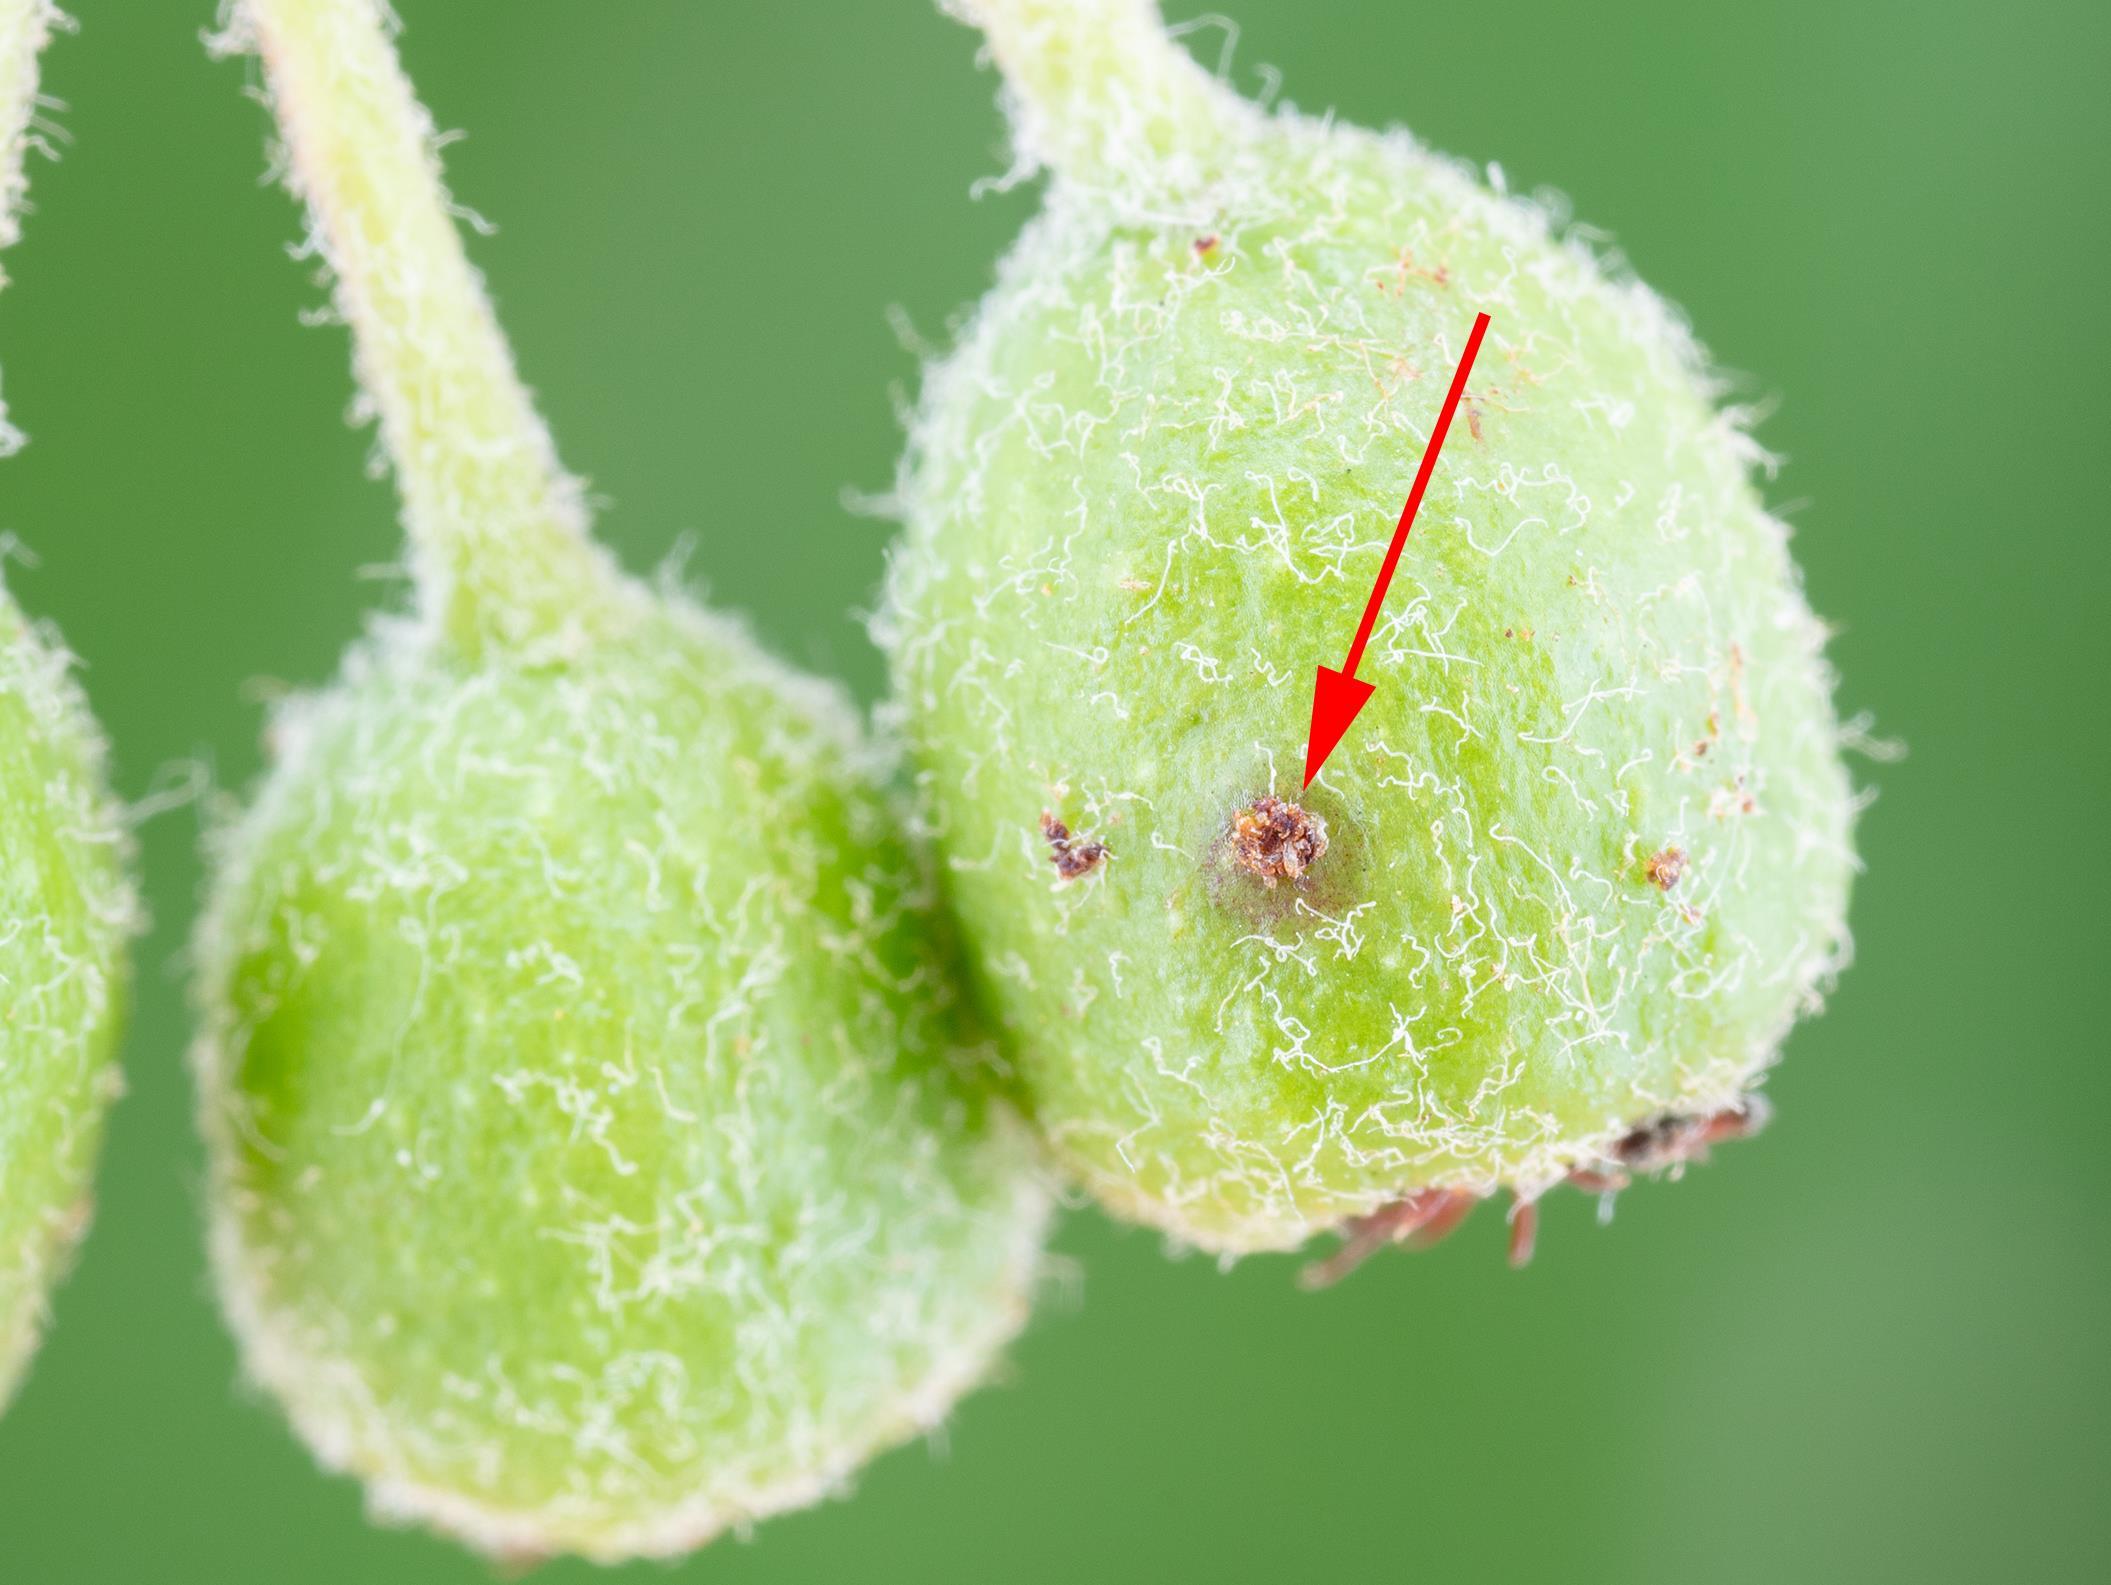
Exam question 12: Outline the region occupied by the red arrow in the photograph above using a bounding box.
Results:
[1303,310,1492,787]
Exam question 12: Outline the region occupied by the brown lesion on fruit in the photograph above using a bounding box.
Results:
[1299,1099,1769,1287]
[1567,1098,1771,1190]
[1644,845,1688,892]
[1040,811,1107,883]
[1199,774,1368,930]
[1227,796,1327,887]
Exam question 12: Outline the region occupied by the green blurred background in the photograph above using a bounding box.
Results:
[3,1,2105,1579]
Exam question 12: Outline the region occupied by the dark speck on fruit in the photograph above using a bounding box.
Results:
[1228,797,1327,887]
[1040,812,1107,882]
[1645,846,1687,891]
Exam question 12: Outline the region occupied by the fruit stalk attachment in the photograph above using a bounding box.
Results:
[196,3,1049,1555]
[222,0,615,655]
[944,0,1252,187]
[0,0,138,1417]
[884,0,1856,1259]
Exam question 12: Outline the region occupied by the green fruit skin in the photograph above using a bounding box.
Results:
[194,596,1049,1561]
[883,113,1856,1254]
[0,586,133,1410]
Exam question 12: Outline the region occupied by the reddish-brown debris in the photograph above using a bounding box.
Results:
[1645,845,1689,892]
[1040,811,1108,883]
[1298,1187,1481,1289]
[1604,1096,1770,1177]
[1228,796,1328,887]
[1506,1200,1539,1269]
[1296,1099,1769,1286]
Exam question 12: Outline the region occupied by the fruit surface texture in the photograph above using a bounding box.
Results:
[883,0,1856,1254]
[197,598,1046,1559]
[195,0,1047,1559]
[0,592,133,1409]
[0,0,136,1410]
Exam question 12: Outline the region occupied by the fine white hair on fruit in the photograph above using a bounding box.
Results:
[879,0,1857,1258]
[194,0,1050,1560]
[0,1,62,250]
[1,0,65,454]
[0,0,138,1414]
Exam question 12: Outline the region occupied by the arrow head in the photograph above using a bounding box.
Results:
[1303,664,1376,786]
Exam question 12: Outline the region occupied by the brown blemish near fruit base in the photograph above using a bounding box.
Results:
[1300,1099,1770,1287]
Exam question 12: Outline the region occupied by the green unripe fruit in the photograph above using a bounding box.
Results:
[197,599,1046,1561]
[1,0,136,1413]
[882,0,1856,1260]
[0,592,133,1412]
[196,0,1047,1560]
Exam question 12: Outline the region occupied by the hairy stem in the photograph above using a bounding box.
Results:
[229,0,618,656]
[944,0,1253,189]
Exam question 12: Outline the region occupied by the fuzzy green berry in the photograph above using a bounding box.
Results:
[0,592,133,1412]
[194,0,1047,1561]
[880,0,1856,1262]
[0,0,136,1413]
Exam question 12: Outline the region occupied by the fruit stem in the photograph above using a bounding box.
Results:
[946,0,1254,189]
[228,0,619,658]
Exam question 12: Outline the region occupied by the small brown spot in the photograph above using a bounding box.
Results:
[1709,779,1760,819]
[1193,234,1219,257]
[1297,1099,1772,1287]
[1466,400,1484,442]
[1644,846,1687,892]
[1610,1098,1769,1174]
[1040,811,1107,883]
[1694,706,1722,759]
[1227,796,1328,887]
